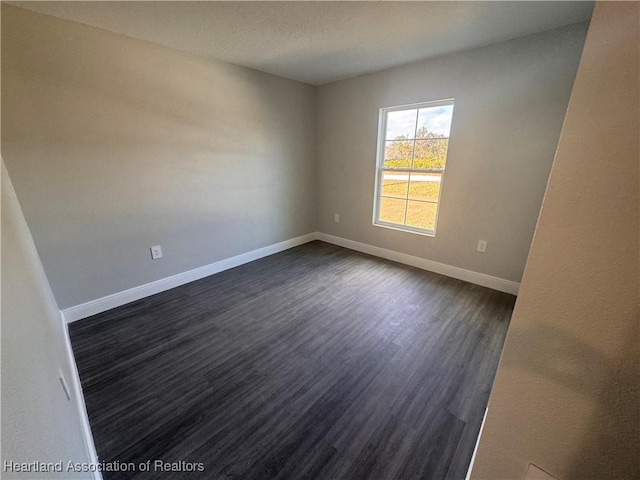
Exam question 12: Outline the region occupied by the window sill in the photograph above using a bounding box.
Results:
[373,221,436,237]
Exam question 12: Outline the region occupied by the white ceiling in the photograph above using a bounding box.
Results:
[8,1,593,86]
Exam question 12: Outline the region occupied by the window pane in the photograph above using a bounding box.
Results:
[375,100,453,235]
[417,104,454,137]
[379,197,407,225]
[385,109,417,140]
[384,140,413,169]
[413,139,448,169]
[408,172,441,202]
[381,171,409,199]
[406,201,438,230]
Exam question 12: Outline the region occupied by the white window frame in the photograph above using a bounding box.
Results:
[372,99,454,237]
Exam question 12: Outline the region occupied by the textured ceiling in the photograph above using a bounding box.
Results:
[8,1,593,85]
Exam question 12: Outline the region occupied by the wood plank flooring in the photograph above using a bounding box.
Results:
[69,241,515,480]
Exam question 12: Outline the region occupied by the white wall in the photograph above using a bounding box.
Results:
[1,4,317,310]
[316,23,588,284]
[1,160,95,479]
[471,2,639,479]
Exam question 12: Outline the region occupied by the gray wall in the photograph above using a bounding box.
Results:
[3,4,590,313]
[1,5,317,309]
[316,23,588,283]
[471,3,639,478]
[1,161,93,479]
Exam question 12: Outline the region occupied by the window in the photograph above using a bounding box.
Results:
[373,99,454,236]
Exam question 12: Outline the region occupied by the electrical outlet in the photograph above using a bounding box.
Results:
[334,213,340,223]
[476,239,488,253]
[150,245,163,259]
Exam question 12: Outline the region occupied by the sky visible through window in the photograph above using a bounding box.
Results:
[385,105,454,139]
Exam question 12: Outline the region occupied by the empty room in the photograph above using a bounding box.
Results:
[2,1,638,480]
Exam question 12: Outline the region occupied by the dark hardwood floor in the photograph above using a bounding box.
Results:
[69,241,515,480]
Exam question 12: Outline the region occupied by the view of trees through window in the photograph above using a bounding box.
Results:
[375,101,454,234]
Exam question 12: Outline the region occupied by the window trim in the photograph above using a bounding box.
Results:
[372,98,454,237]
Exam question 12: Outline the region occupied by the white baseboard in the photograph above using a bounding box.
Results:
[63,231,518,323]
[316,233,520,295]
[465,407,489,480]
[63,233,318,322]
[60,311,103,480]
